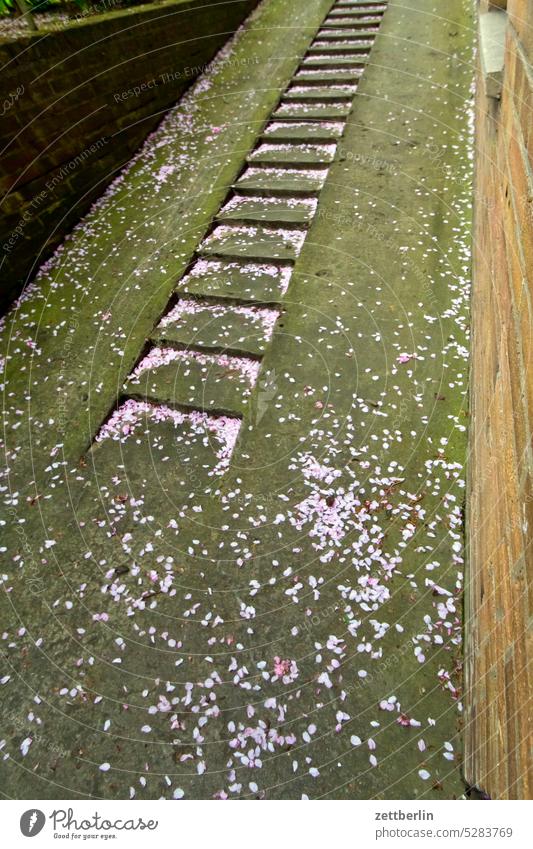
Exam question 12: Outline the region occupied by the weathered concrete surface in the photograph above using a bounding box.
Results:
[0,0,332,486]
[0,0,474,799]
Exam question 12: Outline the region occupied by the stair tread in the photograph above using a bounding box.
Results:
[217,195,317,224]
[153,299,279,356]
[318,27,380,37]
[124,347,258,416]
[177,259,292,303]
[235,165,328,192]
[282,86,356,101]
[294,70,363,82]
[304,38,374,53]
[261,120,345,140]
[93,400,241,477]
[248,141,336,164]
[301,57,367,69]
[273,103,352,119]
[200,222,306,261]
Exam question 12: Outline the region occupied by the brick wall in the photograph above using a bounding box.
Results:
[0,0,257,310]
[466,0,532,799]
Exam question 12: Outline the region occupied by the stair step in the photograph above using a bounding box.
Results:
[334,0,387,5]
[177,259,292,303]
[124,347,260,416]
[294,69,364,83]
[261,120,345,141]
[301,55,367,68]
[153,298,280,356]
[273,102,352,119]
[217,194,317,225]
[179,259,292,305]
[235,164,328,194]
[248,141,337,164]
[328,9,386,19]
[331,3,387,10]
[94,399,242,477]
[314,29,378,39]
[323,20,382,30]
[327,16,384,25]
[307,40,374,53]
[334,0,387,6]
[199,222,307,262]
[329,12,385,20]
[282,85,356,102]
[318,27,380,38]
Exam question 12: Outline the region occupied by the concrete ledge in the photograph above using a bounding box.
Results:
[479,7,507,99]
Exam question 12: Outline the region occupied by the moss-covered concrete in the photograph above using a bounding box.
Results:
[1,0,332,485]
[0,0,474,800]
[0,0,261,308]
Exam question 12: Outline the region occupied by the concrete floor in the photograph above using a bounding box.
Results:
[0,0,474,799]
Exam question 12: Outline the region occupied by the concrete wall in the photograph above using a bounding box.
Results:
[466,0,532,800]
[0,0,257,310]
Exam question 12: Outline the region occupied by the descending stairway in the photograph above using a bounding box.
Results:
[96,0,389,463]
[0,0,475,802]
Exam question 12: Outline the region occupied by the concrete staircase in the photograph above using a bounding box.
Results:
[100,0,390,466]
